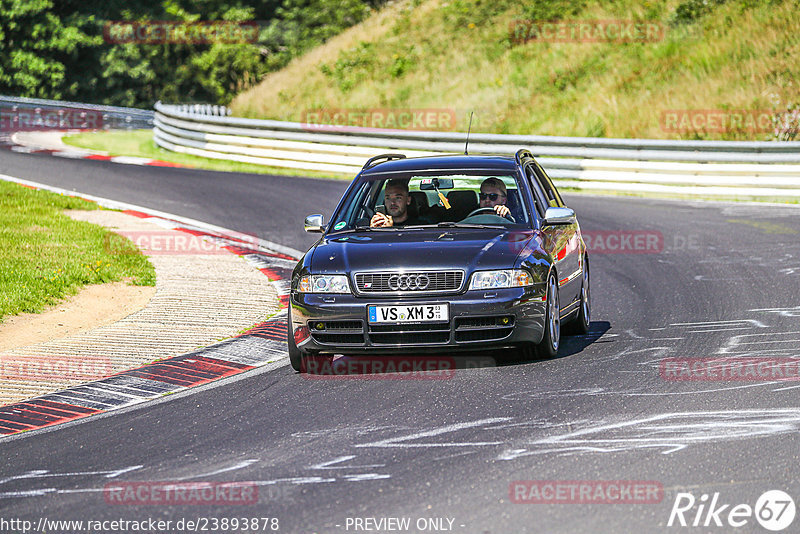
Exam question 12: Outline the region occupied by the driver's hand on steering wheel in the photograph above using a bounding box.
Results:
[493,205,510,217]
[370,213,394,227]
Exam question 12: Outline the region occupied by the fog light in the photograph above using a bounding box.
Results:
[315,322,325,330]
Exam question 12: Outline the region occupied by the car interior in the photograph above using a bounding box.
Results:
[342,175,528,229]
[423,188,526,223]
[406,183,527,224]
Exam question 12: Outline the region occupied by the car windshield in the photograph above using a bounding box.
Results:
[328,171,530,232]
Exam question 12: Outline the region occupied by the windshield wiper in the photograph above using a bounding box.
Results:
[434,222,505,229]
[328,226,380,234]
[333,223,497,233]
[349,225,402,231]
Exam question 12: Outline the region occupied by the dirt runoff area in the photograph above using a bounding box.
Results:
[0,282,155,352]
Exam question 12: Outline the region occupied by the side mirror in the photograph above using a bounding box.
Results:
[543,207,575,226]
[304,214,325,233]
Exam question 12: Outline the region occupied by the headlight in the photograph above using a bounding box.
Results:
[469,269,533,290]
[298,274,350,293]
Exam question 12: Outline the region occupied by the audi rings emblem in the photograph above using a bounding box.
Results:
[388,273,430,291]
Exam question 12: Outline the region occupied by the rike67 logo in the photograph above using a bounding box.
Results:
[668,490,796,531]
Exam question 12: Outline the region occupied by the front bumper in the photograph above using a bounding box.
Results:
[290,287,546,354]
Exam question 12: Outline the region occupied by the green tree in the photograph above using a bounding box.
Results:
[1,0,383,107]
[0,0,100,99]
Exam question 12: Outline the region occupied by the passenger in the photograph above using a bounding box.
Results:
[479,177,511,218]
[370,179,429,227]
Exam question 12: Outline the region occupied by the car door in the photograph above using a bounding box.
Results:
[527,162,582,306]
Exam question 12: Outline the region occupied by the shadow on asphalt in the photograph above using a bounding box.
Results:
[489,320,612,368]
[558,320,613,358]
[294,321,612,376]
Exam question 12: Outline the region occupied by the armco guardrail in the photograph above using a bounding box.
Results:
[152,101,799,197]
[1,95,153,131]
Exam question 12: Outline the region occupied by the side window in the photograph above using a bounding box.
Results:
[525,165,548,218]
[532,163,564,207]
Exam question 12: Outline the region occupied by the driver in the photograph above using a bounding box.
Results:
[479,177,511,218]
[370,179,427,227]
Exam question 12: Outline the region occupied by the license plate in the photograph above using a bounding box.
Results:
[368,304,448,324]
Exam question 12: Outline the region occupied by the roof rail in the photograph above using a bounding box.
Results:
[362,153,407,170]
[515,149,535,166]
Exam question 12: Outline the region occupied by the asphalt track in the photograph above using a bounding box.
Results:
[2,148,800,533]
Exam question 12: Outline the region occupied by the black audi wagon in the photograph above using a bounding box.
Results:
[288,150,590,372]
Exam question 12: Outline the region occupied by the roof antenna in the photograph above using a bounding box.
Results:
[464,111,474,155]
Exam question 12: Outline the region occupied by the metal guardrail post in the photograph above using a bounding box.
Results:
[0,95,154,130]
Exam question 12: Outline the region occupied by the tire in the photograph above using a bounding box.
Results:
[287,308,305,372]
[565,256,590,335]
[287,308,329,373]
[535,273,561,358]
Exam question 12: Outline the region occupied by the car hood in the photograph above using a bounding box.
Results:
[310,228,535,273]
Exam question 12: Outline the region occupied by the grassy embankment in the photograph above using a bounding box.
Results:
[0,180,155,323]
[64,0,800,200]
[233,0,800,141]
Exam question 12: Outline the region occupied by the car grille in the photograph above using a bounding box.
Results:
[354,271,464,294]
[312,332,364,344]
[308,316,514,346]
[320,320,362,330]
[454,316,514,342]
[310,320,364,345]
[368,322,450,345]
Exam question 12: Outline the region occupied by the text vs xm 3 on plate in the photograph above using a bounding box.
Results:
[288,150,590,372]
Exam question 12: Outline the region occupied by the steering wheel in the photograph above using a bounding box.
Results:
[464,207,516,222]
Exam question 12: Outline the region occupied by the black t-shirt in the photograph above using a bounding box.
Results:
[391,214,433,227]
[352,212,433,229]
